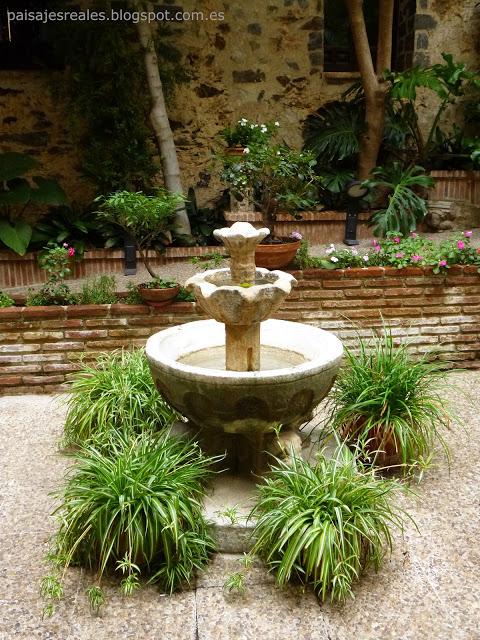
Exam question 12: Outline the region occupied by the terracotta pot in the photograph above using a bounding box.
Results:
[225,147,246,157]
[138,285,179,308]
[255,239,301,269]
[342,416,401,468]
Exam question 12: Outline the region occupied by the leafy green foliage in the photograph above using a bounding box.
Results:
[96,190,183,278]
[30,206,102,255]
[251,449,408,602]
[221,144,320,226]
[0,153,68,255]
[366,163,434,236]
[80,275,118,305]
[327,328,452,471]
[26,244,77,306]
[304,101,363,163]
[43,431,216,614]
[223,572,247,595]
[63,349,178,446]
[220,118,279,148]
[0,291,15,308]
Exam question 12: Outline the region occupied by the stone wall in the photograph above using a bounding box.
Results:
[1,265,479,394]
[1,0,478,209]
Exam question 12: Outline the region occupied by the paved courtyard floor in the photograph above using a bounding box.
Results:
[0,371,479,640]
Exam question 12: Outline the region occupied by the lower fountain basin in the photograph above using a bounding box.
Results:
[146,319,343,434]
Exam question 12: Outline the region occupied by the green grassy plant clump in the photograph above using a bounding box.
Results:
[80,275,118,304]
[250,450,408,603]
[64,349,178,446]
[42,431,216,615]
[329,329,452,471]
[0,291,14,308]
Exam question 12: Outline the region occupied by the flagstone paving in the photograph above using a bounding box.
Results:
[0,371,479,640]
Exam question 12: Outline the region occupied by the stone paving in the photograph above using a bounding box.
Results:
[0,372,479,640]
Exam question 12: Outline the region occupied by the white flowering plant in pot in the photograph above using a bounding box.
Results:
[219,118,279,150]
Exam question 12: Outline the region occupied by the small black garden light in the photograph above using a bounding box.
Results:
[124,236,137,275]
[344,180,369,246]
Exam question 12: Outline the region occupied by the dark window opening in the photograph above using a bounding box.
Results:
[324,0,416,73]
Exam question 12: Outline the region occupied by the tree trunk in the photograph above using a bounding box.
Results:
[345,0,394,179]
[135,11,192,238]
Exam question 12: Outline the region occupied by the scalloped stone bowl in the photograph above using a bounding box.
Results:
[146,318,343,435]
[186,267,296,325]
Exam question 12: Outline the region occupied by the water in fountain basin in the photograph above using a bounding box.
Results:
[178,345,308,370]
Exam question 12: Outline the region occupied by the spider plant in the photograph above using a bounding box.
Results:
[63,349,178,446]
[42,430,216,615]
[365,163,434,237]
[250,448,409,603]
[327,328,452,472]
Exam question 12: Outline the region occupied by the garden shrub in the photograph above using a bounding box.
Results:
[251,448,409,602]
[42,430,216,615]
[64,349,178,446]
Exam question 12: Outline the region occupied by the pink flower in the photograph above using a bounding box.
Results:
[374,245,381,253]
[464,231,473,237]
[290,231,303,240]
[439,259,447,267]
[63,242,69,248]
[457,240,465,250]
[68,247,75,257]
[411,255,422,262]
[372,239,379,247]
[393,236,401,244]
[395,252,404,259]
[410,232,418,238]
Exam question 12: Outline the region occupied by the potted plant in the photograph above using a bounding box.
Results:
[220,142,320,268]
[96,189,183,307]
[326,327,452,473]
[219,118,278,156]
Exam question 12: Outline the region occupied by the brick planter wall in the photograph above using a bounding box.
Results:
[0,245,226,289]
[224,210,371,244]
[1,265,479,395]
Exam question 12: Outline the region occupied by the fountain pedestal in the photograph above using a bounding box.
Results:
[146,222,343,475]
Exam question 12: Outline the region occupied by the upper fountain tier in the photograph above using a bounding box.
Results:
[185,222,296,326]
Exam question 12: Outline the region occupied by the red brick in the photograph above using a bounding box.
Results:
[167,302,196,313]
[463,265,480,275]
[65,330,108,340]
[22,374,65,385]
[23,331,63,341]
[0,343,41,353]
[444,296,480,305]
[85,318,128,327]
[85,339,129,349]
[0,375,22,386]
[445,276,480,286]
[381,308,422,317]
[322,280,362,289]
[110,304,150,316]
[421,306,459,315]
[310,269,345,280]
[43,363,81,373]
[23,306,65,318]
[384,287,423,297]
[344,267,385,278]
[364,278,405,288]
[383,267,402,277]
[43,341,84,351]
[40,319,83,329]
[0,307,22,320]
[396,267,424,276]
[301,290,345,300]
[322,299,375,309]
[66,305,110,318]
[107,328,152,338]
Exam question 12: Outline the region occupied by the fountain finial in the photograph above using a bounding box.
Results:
[214,222,270,284]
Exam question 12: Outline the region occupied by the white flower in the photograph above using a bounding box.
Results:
[243,147,250,154]
[325,243,336,255]
[274,121,280,126]
[350,248,358,255]
[276,151,281,155]
[260,125,267,132]
[363,255,369,262]
[330,256,339,263]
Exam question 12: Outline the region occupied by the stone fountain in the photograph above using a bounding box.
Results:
[146,222,343,474]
